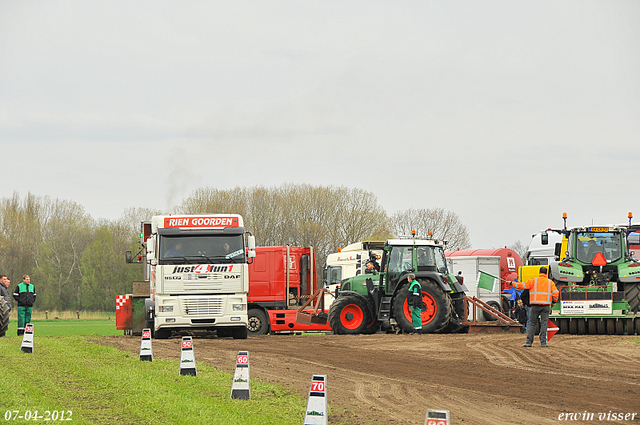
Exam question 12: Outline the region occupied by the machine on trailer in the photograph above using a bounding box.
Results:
[325,235,469,334]
[532,212,640,335]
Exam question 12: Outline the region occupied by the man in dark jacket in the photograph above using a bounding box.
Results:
[13,275,36,336]
[0,274,11,337]
[514,298,528,334]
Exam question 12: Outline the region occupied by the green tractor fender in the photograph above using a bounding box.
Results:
[413,271,458,293]
[550,261,584,283]
[618,262,640,283]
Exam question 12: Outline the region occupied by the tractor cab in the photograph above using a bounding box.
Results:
[380,241,449,293]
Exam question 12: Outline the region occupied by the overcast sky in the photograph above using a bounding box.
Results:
[1,1,639,250]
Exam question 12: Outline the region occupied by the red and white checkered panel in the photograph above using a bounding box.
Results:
[116,294,131,310]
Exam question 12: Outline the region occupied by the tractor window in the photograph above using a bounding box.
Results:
[416,247,435,271]
[386,246,413,290]
[575,232,623,264]
[434,248,448,273]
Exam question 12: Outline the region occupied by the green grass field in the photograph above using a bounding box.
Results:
[0,317,308,425]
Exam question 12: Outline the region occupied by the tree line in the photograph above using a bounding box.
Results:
[0,185,471,311]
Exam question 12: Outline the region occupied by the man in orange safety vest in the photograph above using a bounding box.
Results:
[510,266,559,348]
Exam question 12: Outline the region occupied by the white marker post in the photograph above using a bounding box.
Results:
[179,336,197,376]
[424,408,450,425]
[20,323,34,353]
[230,351,250,400]
[303,375,327,425]
[139,328,153,361]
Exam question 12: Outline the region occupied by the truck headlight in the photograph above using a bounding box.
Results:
[158,305,174,313]
[232,304,246,311]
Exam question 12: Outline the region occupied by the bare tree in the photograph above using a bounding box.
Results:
[508,240,528,263]
[390,207,471,250]
[177,184,392,275]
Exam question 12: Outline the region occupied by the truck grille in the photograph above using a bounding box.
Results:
[183,298,224,316]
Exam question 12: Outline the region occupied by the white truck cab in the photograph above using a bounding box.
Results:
[146,214,255,339]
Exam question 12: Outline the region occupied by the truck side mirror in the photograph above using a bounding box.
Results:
[554,243,562,258]
[541,233,549,245]
[247,235,256,250]
[248,250,256,258]
[146,237,156,264]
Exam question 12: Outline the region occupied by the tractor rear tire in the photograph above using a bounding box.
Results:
[0,298,9,336]
[328,295,371,335]
[442,298,466,333]
[625,283,640,313]
[247,308,269,336]
[362,320,381,334]
[393,279,451,334]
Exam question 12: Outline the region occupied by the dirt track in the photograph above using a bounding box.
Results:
[100,332,640,424]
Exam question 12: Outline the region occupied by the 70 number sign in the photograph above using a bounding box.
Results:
[311,381,325,393]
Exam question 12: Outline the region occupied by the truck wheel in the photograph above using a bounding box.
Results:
[247,309,269,336]
[217,328,233,338]
[232,326,248,339]
[154,328,171,339]
[625,283,640,313]
[501,297,511,319]
[482,301,502,322]
[328,296,371,335]
[393,279,450,334]
[0,298,9,336]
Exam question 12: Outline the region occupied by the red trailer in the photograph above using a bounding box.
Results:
[247,246,331,335]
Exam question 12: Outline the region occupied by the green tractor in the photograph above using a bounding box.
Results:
[327,237,468,334]
[540,212,640,335]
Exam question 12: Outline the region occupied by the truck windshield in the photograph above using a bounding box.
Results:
[575,232,623,264]
[158,235,245,265]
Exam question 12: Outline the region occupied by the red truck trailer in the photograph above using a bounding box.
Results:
[247,246,331,335]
